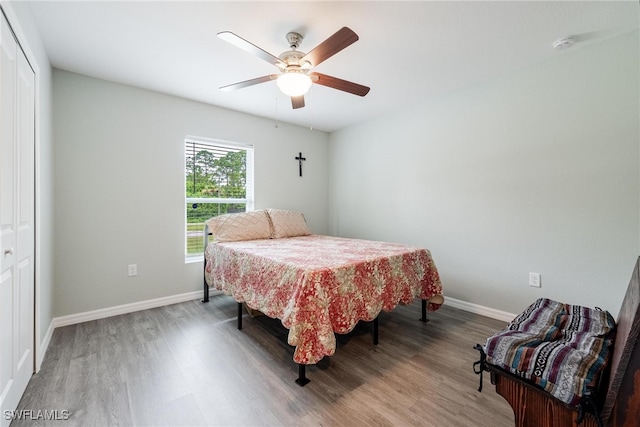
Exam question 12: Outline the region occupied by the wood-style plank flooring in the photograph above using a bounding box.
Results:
[14,296,514,426]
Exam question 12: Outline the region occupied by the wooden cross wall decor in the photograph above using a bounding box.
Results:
[295,152,306,177]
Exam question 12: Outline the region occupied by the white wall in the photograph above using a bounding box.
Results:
[1,0,55,366]
[329,31,639,318]
[53,70,329,317]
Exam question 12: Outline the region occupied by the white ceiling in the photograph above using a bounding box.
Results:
[26,1,639,133]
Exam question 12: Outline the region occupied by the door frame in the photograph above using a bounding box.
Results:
[0,1,42,373]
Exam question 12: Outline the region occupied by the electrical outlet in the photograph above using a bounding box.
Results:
[529,272,541,288]
[128,264,137,277]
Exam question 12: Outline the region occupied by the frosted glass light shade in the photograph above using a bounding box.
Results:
[276,72,312,97]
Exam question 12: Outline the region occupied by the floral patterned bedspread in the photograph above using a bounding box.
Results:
[204,234,443,364]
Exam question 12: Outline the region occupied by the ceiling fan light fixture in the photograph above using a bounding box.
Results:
[276,71,312,97]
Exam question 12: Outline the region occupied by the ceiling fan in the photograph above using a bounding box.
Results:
[218,27,370,109]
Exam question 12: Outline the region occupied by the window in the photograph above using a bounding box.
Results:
[185,137,254,258]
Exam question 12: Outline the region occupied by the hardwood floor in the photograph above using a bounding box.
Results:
[14,296,514,426]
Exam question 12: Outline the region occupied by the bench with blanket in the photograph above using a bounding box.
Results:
[474,257,640,426]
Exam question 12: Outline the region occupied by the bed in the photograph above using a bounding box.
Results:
[202,209,444,384]
[474,257,640,426]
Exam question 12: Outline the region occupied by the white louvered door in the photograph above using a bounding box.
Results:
[0,12,35,426]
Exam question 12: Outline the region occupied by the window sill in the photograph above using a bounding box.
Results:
[185,255,204,264]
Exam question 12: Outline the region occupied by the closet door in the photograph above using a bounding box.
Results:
[0,12,35,425]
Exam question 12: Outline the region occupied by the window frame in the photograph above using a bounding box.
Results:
[184,136,254,261]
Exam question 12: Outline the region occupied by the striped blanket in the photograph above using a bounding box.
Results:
[483,298,616,405]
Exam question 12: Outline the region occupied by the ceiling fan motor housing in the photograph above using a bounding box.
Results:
[278,50,310,71]
[279,32,311,71]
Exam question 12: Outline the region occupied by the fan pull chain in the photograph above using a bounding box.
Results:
[308,87,314,131]
[274,96,279,128]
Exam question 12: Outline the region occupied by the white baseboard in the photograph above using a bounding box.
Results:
[47,291,512,338]
[52,289,219,329]
[444,296,515,323]
[36,320,55,372]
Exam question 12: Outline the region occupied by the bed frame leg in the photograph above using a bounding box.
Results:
[237,303,243,330]
[420,299,429,322]
[373,317,379,345]
[202,280,209,303]
[202,264,210,303]
[295,364,310,386]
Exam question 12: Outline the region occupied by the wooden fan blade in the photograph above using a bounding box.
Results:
[291,96,305,109]
[218,31,284,67]
[219,75,278,91]
[310,72,370,97]
[301,27,358,67]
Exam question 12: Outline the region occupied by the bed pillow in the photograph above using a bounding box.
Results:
[206,210,272,242]
[267,209,312,238]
